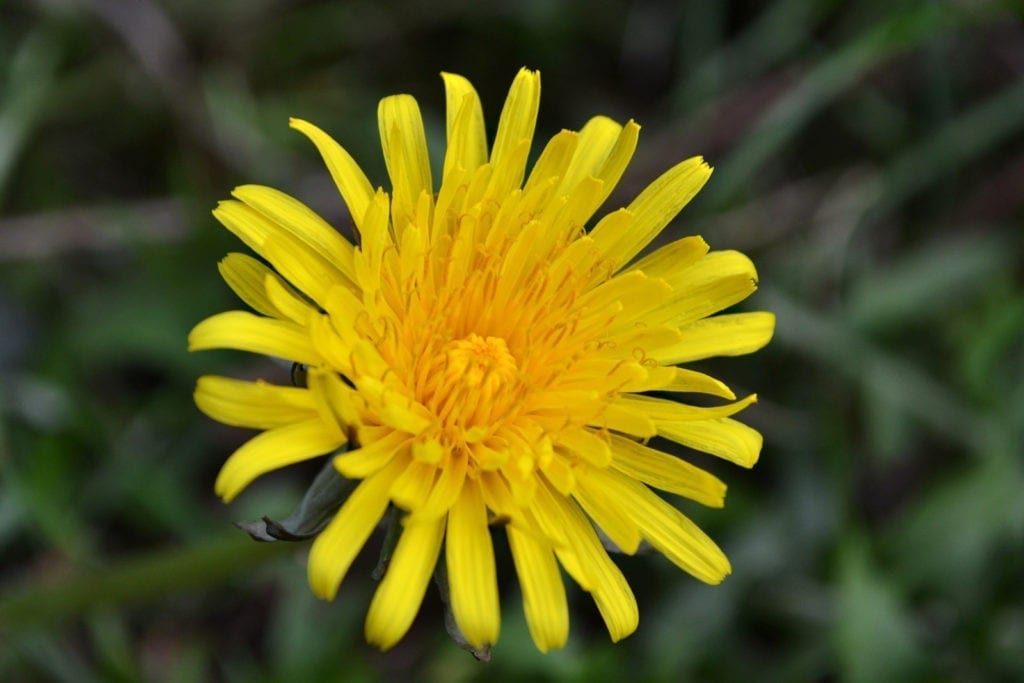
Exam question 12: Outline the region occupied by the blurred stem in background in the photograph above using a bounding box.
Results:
[0,533,294,631]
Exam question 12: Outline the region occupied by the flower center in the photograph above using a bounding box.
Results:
[421,333,522,431]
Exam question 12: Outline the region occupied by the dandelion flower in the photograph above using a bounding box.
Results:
[190,68,774,653]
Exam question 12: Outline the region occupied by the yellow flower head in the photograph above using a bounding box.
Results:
[190,68,774,653]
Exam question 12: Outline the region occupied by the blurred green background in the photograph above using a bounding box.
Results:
[2,0,1023,681]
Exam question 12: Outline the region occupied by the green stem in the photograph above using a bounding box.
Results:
[0,534,296,632]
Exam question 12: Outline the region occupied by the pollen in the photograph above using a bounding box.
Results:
[419,333,523,432]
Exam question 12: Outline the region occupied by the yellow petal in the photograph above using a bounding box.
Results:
[300,375,349,443]
[576,269,672,315]
[333,430,409,478]
[588,119,640,210]
[494,214,541,295]
[432,165,473,243]
[214,418,343,502]
[306,367,364,433]
[411,437,443,465]
[592,466,731,584]
[558,117,640,215]
[620,366,736,399]
[572,467,643,554]
[534,162,605,245]
[592,157,711,270]
[217,253,284,318]
[459,162,494,216]
[348,339,394,387]
[308,313,355,377]
[444,209,480,284]
[588,557,638,642]
[487,137,532,201]
[441,72,487,181]
[583,207,632,275]
[609,434,726,507]
[263,273,317,324]
[290,118,374,228]
[188,311,322,366]
[539,453,575,496]
[658,417,763,468]
[629,235,709,280]
[503,177,547,232]
[653,312,776,364]
[213,200,348,306]
[538,484,639,641]
[355,376,432,434]
[489,68,541,192]
[528,389,603,422]
[320,284,364,341]
[595,325,685,367]
[655,368,736,398]
[545,233,603,289]
[479,470,517,520]
[378,94,432,230]
[308,456,405,600]
[353,190,393,290]
[501,429,540,498]
[557,116,622,195]
[365,516,446,650]
[210,200,267,254]
[446,479,500,648]
[507,524,569,653]
[389,459,437,510]
[231,184,357,281]
[194,376,317,429]
[554,428,611,468]
[411,447,468,519]
[554,358,648,395]
[592,399,658,438]
[258,230,350,308]
[523,129,579,195]
[521,485,582,585]
[614,393,757,423]
[666,247,754,288]
[639,251,759,330]
[470,440,508,471]
[398,197,430,284]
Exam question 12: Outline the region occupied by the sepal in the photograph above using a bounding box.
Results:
[236,449,355,542]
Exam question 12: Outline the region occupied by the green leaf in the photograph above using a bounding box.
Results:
[834,538,927,683]
[885,452,1022,593]
[709,2,960,204]
[848,235,1011,331]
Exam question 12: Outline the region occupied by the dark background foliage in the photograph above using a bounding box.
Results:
[2,1,1023,680]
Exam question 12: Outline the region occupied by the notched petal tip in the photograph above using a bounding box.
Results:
[515,65,540,80]
[706,556,733,585]
[710,482,728,509]
[691,155,714,173]
[210,199,243,224]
